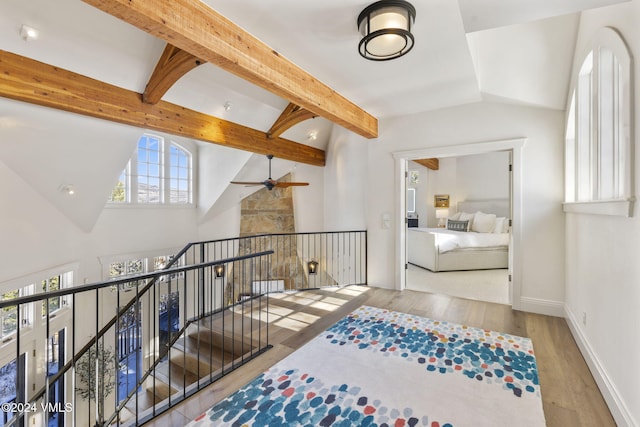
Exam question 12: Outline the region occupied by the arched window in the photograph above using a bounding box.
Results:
[109,134,194,205]
[564,27,633,216]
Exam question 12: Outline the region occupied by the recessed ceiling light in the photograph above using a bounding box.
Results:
[20,25,39,41]
[59,185,75,195]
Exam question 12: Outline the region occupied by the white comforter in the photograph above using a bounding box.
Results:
[417,228,509,253]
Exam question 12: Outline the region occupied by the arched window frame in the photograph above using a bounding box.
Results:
[564,27,634,216]
[109,134,196,206]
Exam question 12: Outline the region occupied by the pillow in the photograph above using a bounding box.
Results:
[458,212,475,229]
[447,219,470,232]
[448,212,461,221]
[493,217,506,233]
[471,211,497,233]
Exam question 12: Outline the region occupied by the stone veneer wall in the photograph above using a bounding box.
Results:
[231,174,307,298]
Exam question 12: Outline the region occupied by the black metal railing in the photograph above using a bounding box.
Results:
[0,251,273,427]
[180,231,368,295]
[0,230,367,427]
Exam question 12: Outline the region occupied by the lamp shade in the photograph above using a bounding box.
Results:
[357,0,416,61]
[435,209,449,219]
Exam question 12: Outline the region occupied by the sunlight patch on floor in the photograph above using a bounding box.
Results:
[334,286,370,297]
[251,286,367,331]
[273,317,312,331]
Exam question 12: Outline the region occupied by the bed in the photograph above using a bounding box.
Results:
[407,199,510,272]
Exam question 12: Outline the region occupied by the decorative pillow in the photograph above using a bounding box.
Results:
[447,219,470,232]
[493,217,506,233]
[471,211,497,233]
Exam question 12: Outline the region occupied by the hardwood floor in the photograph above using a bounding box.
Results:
[144,286,615,427]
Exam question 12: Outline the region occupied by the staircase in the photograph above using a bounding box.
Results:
[117,297,268,426]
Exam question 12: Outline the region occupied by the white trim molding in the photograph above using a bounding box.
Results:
[518,297,564,317]
[565,305,636,427]
[563,198,635,217]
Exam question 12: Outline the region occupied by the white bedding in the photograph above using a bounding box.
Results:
[413,228,509,254]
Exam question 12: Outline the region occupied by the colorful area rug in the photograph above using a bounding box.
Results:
[186,306,546,426]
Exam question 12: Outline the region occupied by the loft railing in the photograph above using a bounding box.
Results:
[0,251,273,427]
[180,231,368,294]
[0,230,367,427]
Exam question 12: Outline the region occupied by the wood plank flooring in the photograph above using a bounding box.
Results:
[144,286,615,427]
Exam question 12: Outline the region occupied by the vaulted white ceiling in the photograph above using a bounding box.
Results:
[0,0,629,231]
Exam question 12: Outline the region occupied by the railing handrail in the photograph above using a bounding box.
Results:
[0,250,273,309]
[183,229,368,246]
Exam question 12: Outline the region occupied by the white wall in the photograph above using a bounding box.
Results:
[324,126,367,231]
[366,102,565,313]
[0,160,82,285]
[564,2,640,425]
[455,151,510,202]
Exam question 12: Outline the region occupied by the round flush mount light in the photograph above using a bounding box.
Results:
[357,0,416,61]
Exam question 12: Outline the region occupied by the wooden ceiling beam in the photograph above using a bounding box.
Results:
[143,44,205,104]
[82,0,378,139]
[267,103,318,139]
[414,158,439,170]
[0,49,325,166]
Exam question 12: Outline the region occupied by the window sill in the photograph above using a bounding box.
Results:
[563,198,635,217]
[105,203,195,210]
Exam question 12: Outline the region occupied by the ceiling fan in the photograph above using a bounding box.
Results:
[230,154,309,191]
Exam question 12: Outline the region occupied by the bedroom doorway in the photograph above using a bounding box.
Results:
[393,138,525,309]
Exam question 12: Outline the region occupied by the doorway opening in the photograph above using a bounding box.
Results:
[393,138,525,309]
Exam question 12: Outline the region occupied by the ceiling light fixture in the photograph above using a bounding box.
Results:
[307,130,318,141]
[224,101,232,111]
[20,24,39,41]
[357,0,416,61]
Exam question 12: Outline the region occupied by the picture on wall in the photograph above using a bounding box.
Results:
[409,170,419,185]
[434,194,450,208]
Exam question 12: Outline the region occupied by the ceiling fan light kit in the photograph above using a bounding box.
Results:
[230,155,309,191]
[357,0,416,61]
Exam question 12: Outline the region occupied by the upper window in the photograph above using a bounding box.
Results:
[109,134,194,205]
[564,28,633,215]
[0,270,73,338]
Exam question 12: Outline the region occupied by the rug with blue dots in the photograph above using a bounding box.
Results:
[186,306,546,426]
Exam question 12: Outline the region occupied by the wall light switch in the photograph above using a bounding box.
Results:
[382,213,391,229]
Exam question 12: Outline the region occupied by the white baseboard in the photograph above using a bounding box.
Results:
[518,296,564,317]
[564,305,636,427]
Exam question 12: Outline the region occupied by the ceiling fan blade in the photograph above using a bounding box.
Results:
[230,156,309,191]
[230,181,265,186]
[274,182,309,187]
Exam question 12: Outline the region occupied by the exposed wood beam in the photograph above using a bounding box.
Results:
[414,158,439,170]
[267,103,318,139]
[82,0,378,139]
[143,44,205,104]
[0,49,325,166]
